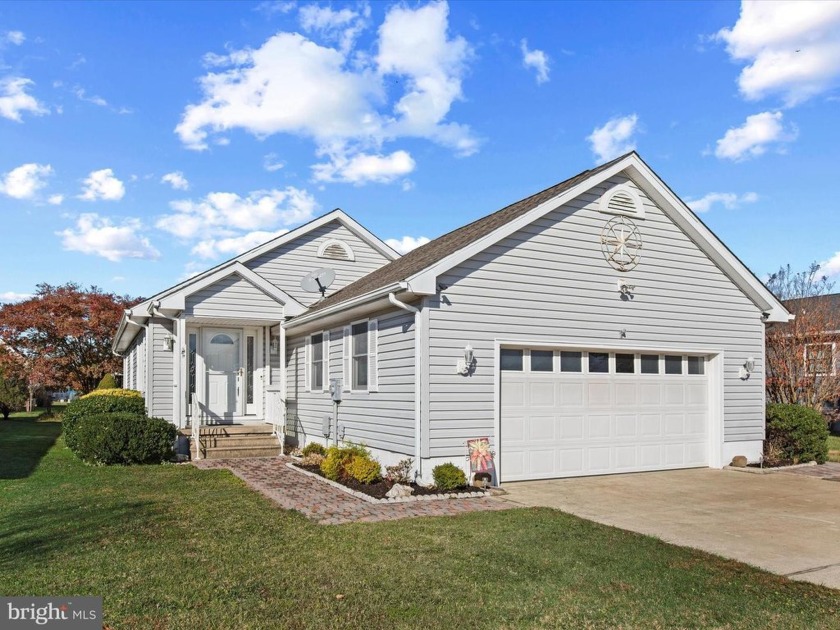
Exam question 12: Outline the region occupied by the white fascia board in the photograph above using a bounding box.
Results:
[406,156,634,293]
[130,209,398,313]
[112,311,150,354]
[284,282,407,332]
[407,152,790,323]
[158,261,306,316]
[624,159,791,323]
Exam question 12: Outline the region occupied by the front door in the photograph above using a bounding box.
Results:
[203,328,241,421]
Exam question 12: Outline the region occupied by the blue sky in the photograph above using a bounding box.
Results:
[1,1,839,301]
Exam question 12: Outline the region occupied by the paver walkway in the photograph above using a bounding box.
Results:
[194,456,510,525]
[779,462,840,480]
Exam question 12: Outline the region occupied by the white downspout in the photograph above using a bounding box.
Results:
[388,292,423,481]
[123,310,150,411]
[150,302,183,428]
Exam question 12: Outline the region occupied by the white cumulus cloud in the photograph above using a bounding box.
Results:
[0,291,33,303]
[520,39,550,84]
[684,191,759,213]
[58,214,160,262]
[714,111,797,161]
[176,1,477,180]
[191,229,289,260]
[79,168,126,201]
[587,114,639,164]
[313,149,415,184]
[161,171,189,190]
[385,235,430,254]
[0,77,48,122]
[0,163,53,199]
[4,31,25,46]
[156,187,317,240]
[820,251,840,277]
[47,194,64,206]
[716,1,840,106]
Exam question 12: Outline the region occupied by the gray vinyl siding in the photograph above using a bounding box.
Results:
[286,308,416,454]
[185,273,283,319]
[246,221,391,308]
[149,320,174,421]
[426,174,766,457]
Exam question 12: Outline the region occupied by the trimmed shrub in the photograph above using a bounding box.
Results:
[96,374,119,390]
[432,462,467,490]
[766,403,829,465]
[300,452,325,467]
[63,392,146,452]
[301,442,327,457]
[320,443,371,481]
[67,412,176,465]
[348,456,382,484]
[385,458,414,485]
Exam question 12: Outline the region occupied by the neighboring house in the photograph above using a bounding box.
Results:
[113,152,789,484]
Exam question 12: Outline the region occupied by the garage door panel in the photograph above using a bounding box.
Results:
[528,415,555,440]
[560,383,584,406]
[588,414,611,439]
[500,349,710,482]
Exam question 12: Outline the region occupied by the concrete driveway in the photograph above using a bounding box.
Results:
[499,468,840,589]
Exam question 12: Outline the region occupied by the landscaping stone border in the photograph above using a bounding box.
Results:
[725,461,818,474]
[286,462,489,504]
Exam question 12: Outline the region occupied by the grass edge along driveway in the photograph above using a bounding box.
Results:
[1,415,839,629]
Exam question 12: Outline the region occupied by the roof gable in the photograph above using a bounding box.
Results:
[295,152,789,324]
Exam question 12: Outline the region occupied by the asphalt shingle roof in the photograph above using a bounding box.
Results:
[306,152,633,314]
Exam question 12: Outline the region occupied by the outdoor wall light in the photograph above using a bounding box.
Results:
[270,336,280,354]
[739,357,756,380]
[457,344,475,375]
[162,335,175,351]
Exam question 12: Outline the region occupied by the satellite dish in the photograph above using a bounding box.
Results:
[301,268,336,298]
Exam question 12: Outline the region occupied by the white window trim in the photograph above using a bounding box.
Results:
[346,318,378,393]
[317,238,355,261]
[307,331,328,392]
[804,342,836,376]
[598,182,645,219]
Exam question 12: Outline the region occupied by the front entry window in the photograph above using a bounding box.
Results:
[246,335,255,405]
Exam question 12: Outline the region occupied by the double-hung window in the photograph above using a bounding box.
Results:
[310,332,325,391]
[351,322,368,390]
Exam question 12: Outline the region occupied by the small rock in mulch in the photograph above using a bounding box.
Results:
[294,464,485,499]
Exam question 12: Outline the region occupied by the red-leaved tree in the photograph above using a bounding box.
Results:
[0,283,142,396]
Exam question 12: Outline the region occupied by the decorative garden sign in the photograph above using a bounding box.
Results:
[467,437,494,473]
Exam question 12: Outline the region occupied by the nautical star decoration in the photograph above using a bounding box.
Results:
[600,216,642,272]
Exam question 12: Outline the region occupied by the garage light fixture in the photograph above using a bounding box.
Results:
[457,345,475,375]
[739,357,755,380]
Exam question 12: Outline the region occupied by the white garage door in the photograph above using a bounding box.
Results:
[500,348,709,482]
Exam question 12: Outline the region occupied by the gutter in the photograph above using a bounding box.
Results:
[388,292,423,482]
[285,281,407,330]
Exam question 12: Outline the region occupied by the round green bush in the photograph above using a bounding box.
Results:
[63,392,147,452]
[301,442,327,457]
[432,462,467,490]
[347,456,382,484]
[766,403,829,465]
[96,373,119,390]
[320,443,371,480]
[67,412,176,465]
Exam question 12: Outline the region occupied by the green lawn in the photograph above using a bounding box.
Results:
[829,435,840,463]
[2,417,840,629]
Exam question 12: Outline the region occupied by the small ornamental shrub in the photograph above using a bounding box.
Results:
[301,442,327,457]
[320,443,371,481]
[300,453,325,467]
[63,392,146,452]
[432,462,467,491]
[66,412,176,465]
[765,403,829,465]
[96,373,119,390]
[385,458,414,485]
[348,456,382,484]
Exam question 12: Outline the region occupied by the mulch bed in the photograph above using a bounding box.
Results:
[294,463,485,500]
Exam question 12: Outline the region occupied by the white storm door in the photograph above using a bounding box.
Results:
[204,328,242,418]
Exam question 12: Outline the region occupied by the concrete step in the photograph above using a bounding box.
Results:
[179,423,274,437]
[201,435,280,448]
[192,444,281,459]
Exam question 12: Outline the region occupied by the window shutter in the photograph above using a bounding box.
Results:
[323,331,330,391]
[343,325,351,391]
[368,319,378,392]
[304,336,310,393]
